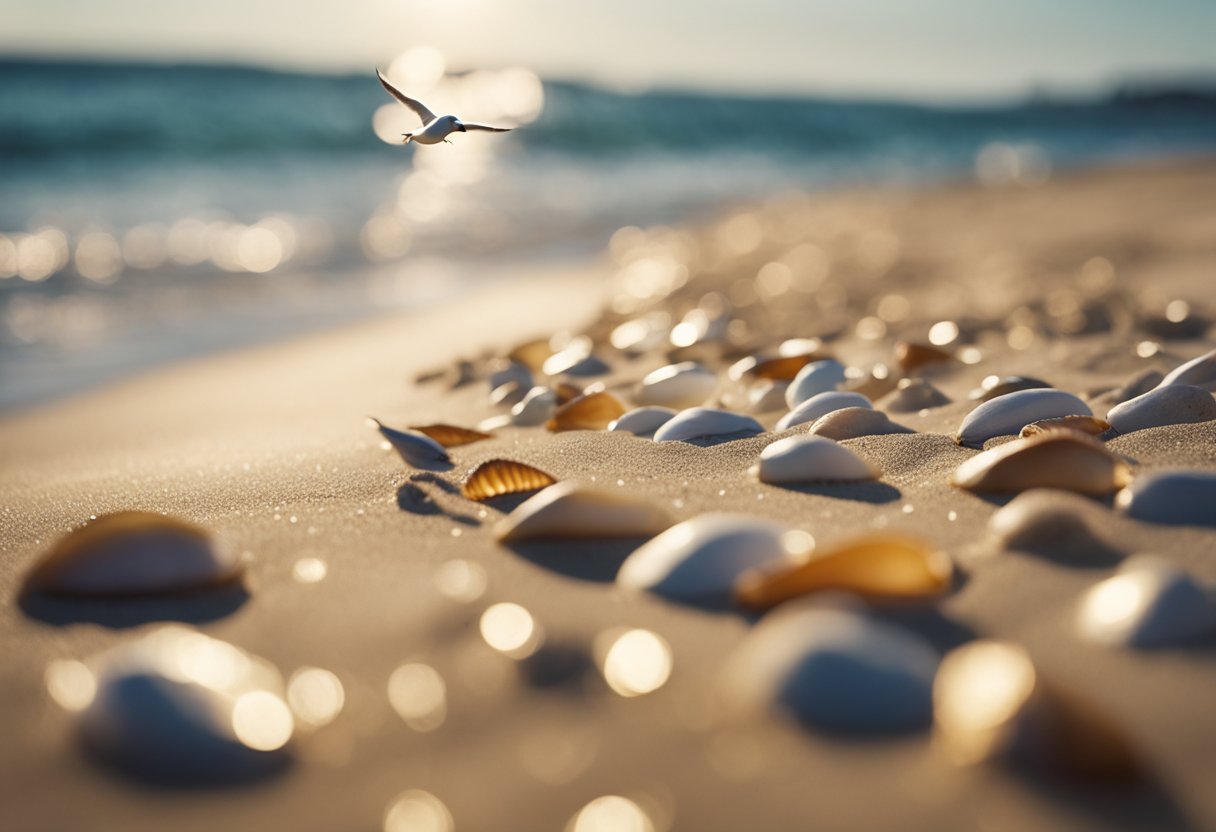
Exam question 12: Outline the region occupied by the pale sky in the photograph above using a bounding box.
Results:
[3,0,1215,100]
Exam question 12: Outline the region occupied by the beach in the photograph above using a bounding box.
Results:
[2,156,1216,830]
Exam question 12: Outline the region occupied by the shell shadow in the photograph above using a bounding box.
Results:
[772,481,902,504]
[18,582,250,629]
[867,605,978,654]
[396,482,480,526]
[517,642,596,692]
[501,538,644,583]
[1005,541,1124,569]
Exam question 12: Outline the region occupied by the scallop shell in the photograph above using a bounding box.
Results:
[809,407,914,440]
[546,391,626,432]
[510,386,558,426]
[1106,384,1216,435]
[607,406,678,436]
[494,481,674,542]
[616,515,804,605]
[1018,415,1110,438]
[1077,558,1215,648]
[775,391,872,431]
[753,435,879,484]
[636,362,718,409]
[895,342,953,374]
[67,626,292,784]
[23,512,241,597]
[955,388,1091,447]
[462,459,557,501]
[879,378,950,413]
[735,533,951,610]
[373,419,452,468]
[969,375,1051,402]
[952,431,1129,494]
[1114,469,1216,527]
[933,640,1141,780]
[988,490,1114,558]
[409,424,494,448]
[653,407,764,443]
[722,604,939,734]
[784,359,847,409]
[1158,347,1216,391]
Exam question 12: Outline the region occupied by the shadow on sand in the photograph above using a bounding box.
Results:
[19,581,250,629]
[772,481,902,504]
[501,537,644,583]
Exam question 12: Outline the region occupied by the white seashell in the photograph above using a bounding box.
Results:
[1158,347,1216,391]
[1115,469,1216,527]
[607,406,678,436]
[373,419,451,468]
[66,626,292,783]
[635,362,718,409]
[955,388,1091,447]
[542,339,609,377]
[784,359,847,409]
[748,379,791,414]
[652,407,764,443]
[488,360,532,392]
[490,380,526,407]
[775,391,872,431]
[809,407,913,440]
[753,435,879,484]
[617,514,804,604]
[721,604,938,733]
[1106,384,1216,434]
[879,378,950,413]
[510,386,558,426]
[494,481,674,542]
[1077,558,1215,648]
[988,490,1115,558]
[477,414,513,432]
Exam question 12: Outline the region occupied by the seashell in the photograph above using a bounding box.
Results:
[23,512,240,597]
[879,378,950,413]
[778,337,824,357]
[510,386,558,426]
[653,407,764,443]
[969,375,1051,402]
[616,514,805,605]
[65,626,292,784]
[735,533,951,610]
[462,459,557,501]
[1158,347,1216,391]
[488,359,532,392]
[553,381,586,405]
[1106,384,1216,435]
[775,391,872,431]
[933,640,1141,780]
[409,423,493,448]
[729,353,824,382]
[1114,469,1216,527]
[753,435,879,484]
[546,391,626,432]
[373,419,451,468]
[1104,368,1164,405]
[544,351,610,377]
[952,432,1129,495]
[955,388,1091,447]
[809,407,914,440]
[895,342,953,374]
[747,379,791,414]
[784,359,847,409]
[607,406,678,437]
[988,490,1114,558]
[722,604,939,734]
[1019,415,1110,438]
[636,361,718,409]
[477,414,513,432]
[494,481,674,542]
[507,337,552,372]
[489,380,526,407]
[1077,558,1215,648]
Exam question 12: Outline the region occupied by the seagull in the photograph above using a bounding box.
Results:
[376,69,513,146]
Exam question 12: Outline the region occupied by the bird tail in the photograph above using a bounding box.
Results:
[401,133,413,144]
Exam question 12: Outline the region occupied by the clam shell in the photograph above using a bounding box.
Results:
[409,424,494,448]
[68,626,292,784]
[607,406,678,437]
[510,386,558,426]
[955,388,1091,447]
[616,514,804,604]
[808,407,911,440]
[895,342,953,374]
[952,431,1129,494]
[735,533,951,610]
[1106,384,1216,434]
[969,375,1051,403]
[1077,558,1215,648]
[1158,347,1216,390]
[988,490,1114,558]
[784,359,847,409]
[775,391,872,431]
[653,407,764,443]
[462,459,557,501]
[494,481,673,542]
[1114,469,1216,527]
[23,512,240,597]
[546,391,626,432]
[1018,415,1110,438]
[879,378,950,413]
[373,419,451,468]
[635,362,717,409]
[753,435,879,484]
[722,604,939,733]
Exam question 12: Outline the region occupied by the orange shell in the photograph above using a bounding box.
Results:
[461,459,558,501]
[409,423,494,447]
[546,391,627,432]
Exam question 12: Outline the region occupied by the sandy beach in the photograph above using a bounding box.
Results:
[3,157,1216,831]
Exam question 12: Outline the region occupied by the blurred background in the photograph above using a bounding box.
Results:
[2,0,1214,408]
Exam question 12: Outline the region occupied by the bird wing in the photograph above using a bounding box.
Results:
[376,70,437,126]
[461,122,513,133]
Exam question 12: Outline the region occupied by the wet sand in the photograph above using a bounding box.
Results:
[2,158,1215,831]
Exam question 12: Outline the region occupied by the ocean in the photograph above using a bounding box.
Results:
[2,59,1214,408]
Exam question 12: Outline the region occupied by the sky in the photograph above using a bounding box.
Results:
[2,0,1215,100]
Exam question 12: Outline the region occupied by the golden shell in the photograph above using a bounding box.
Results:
[547,391,627,432]
[461,459,558,501]
[1019,415,1111,438]
[409,423,494,448]
[895,341,953,374]
[952,431,1130,494]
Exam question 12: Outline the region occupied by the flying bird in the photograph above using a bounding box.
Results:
[376,69,513,146]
